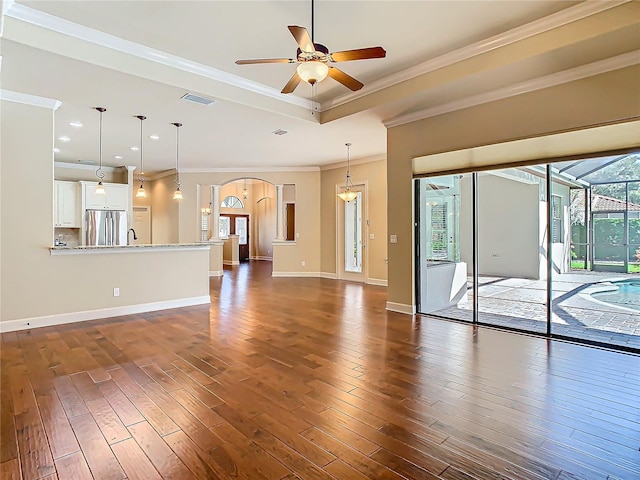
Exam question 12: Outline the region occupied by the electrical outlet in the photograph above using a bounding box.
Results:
[113,287,120,297]
[369,233,375,240]
[390,235,398,244]
[301,261,306,267]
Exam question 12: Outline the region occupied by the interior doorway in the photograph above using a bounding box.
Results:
[132,206,151,244]
[338,186,367,283]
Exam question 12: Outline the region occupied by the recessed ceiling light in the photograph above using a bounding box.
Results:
[149,134,160,140]
[113,155,123,159]
[69,121,83,128]
[58,136,71,142]
[130,146,140,151]
[53,148,60,153]
[272,129,288,136]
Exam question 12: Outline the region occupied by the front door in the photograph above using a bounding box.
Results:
[235,216,249,261]
[338,187,366,282]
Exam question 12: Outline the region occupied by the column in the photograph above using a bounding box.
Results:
[275,184,284,241]
[211,185,221,241]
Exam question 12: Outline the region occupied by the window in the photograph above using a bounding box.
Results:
[219,216,230,239]
[552,195,563,243]
[221,196,244,209]
[201,213,209,241]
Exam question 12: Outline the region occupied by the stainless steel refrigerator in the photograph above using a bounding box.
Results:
[85,209,128,246]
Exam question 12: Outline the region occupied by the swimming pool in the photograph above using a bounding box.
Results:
[592,279,640,310]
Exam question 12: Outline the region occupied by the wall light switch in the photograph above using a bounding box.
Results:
[390,235,398,244]
[296,232,300,238]
[113,287,120,297]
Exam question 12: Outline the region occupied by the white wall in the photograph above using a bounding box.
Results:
[460,173,540,279]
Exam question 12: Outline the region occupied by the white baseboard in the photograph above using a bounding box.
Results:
[367,278,388,286]
[223,260,240,266]
[0,295,211,333]
[272,271,322,278]
[319,272,337,280]
[386,302,415,315]
[251,256,273,261]
[209,270,223,277]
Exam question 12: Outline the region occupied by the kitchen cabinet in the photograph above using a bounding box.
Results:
[54,181,80,227]
[83,182,129,210]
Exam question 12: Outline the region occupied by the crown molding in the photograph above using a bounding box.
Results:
[55,161,121,172]
[181,166,320,173]
[0,89,62,110]
[320,154,387,171]
[0,0,13,37]
[384,50,640,129]
[4,2,319,112]
[322,0,630,111]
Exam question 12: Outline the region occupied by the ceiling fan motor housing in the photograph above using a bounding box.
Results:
[296,43,330,62]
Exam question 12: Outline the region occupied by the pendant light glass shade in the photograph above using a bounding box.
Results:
[337,190,357,202]
[172,122,183,200]
[94,107,107,195]
[242,179,248,200]
[135,115,147,198]
[337,143,357,202]
[297,61,329,84]
[136,185,147,198]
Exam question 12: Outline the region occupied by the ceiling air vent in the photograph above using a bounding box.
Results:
[272,129,288,136]
[181,93,216,106]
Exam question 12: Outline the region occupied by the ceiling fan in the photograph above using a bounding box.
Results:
[235,1,386,94]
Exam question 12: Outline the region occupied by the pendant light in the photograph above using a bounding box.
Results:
[94,107,107,195]
[135,115,147,198]
[337,143,357,202]
[242,179,248,200]
[172,122,183,200]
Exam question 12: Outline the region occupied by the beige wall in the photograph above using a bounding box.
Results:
[147,174,180,244]
[387,67,640,308]
[179,171,321,273]
[1,100,209,325]
[321,159,388,282]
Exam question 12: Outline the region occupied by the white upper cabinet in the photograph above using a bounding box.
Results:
[83,182,130,210]
[54,181,80,227]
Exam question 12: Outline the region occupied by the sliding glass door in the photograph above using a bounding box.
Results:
[416,153,640,352]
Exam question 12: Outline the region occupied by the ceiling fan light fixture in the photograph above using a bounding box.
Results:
[297,61,329,84]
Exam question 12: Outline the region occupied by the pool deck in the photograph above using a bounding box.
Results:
[433,271,640,350]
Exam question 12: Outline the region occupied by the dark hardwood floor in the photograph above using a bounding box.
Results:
[1,261,639,479]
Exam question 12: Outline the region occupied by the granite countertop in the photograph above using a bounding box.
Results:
[49,243,211,255]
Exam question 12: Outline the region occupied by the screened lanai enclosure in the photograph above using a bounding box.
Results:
[415,152,640,352]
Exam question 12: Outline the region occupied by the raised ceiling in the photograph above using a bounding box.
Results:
[1,0,637,173]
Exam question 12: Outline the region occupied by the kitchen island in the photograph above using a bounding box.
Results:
[2,243,212,333]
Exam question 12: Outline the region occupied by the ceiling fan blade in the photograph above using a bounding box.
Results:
[288,26,314,53]
[281,71,302,94]
[330,47,387,62]
[327,67,364,91]
[236,58,296,65]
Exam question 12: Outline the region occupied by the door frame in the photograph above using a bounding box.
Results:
[336,181,368,283]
